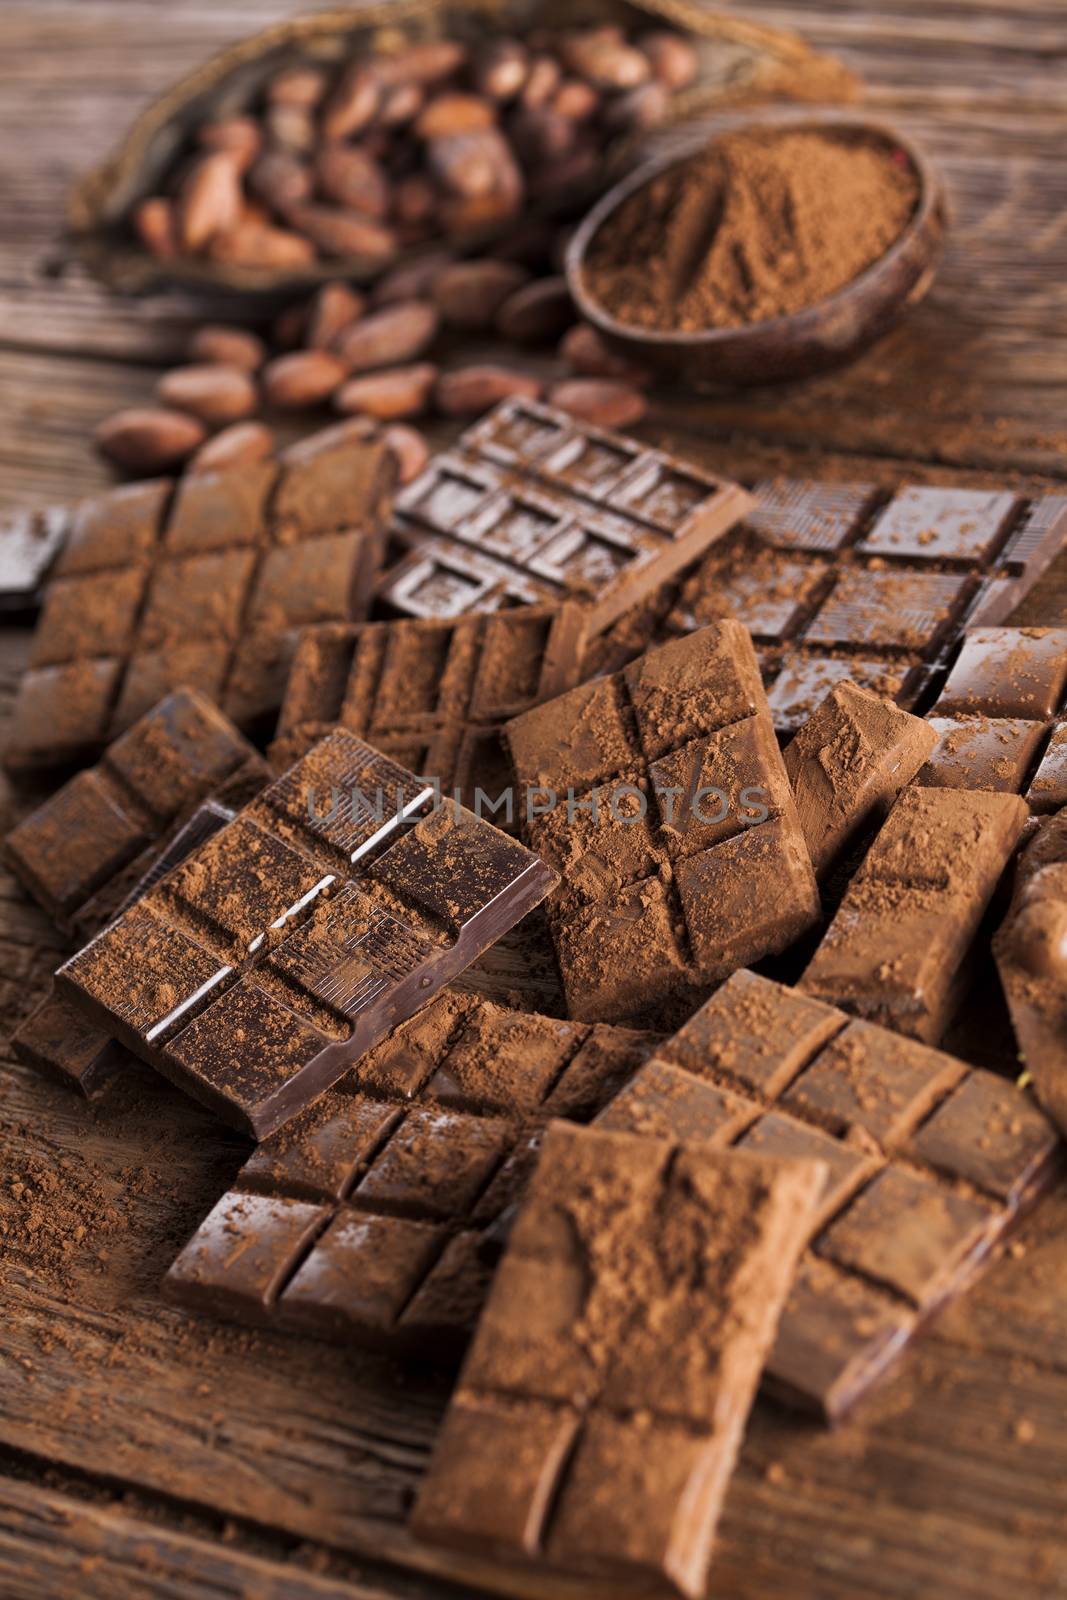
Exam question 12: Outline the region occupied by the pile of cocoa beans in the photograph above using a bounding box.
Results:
[96,254,653,478]
[132,25,697,267]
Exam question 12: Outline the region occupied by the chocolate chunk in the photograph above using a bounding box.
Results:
[1029,723,1067,813]
[918,715,1047,793]
[379,396,751,635]
[799,786,1029,1043]
[784,680,938,874]
[57,732,559,1137]
[0,505,70,611]
[936,627,1067,720]
[4,435,394,771]
[506,620,820,1025]
[410,1123,823,1597]
[164,989,657,1348]
[12,992,128,1099]
[272,603,589,827]
[596,968,1060,1421]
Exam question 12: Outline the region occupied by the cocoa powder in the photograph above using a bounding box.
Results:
[583,127,920,332]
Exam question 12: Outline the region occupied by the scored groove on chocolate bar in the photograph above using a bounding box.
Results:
[378,397,752,633]
[4,429,394,770]
[506,618,820,1024]
[163,990,658,1350]
[410,1121,824,1598]
[596,968,1062,1422]
[56,731,559,1137]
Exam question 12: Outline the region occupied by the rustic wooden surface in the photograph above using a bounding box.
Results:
[1,3,1067,1598]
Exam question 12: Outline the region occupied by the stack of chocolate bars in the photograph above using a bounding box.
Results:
[4,398,1065,1598]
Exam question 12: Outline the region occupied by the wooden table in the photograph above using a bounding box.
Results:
[1,4,1066,1597]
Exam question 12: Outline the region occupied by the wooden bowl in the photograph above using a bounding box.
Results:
[565,113,948,388]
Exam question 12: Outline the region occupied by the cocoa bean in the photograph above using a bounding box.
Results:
[379,82,424,126]
[321,67,380,141]
[198,116,262,170]
[304,282,366,350]
[157,363,258,425]
[94,408,206,473]
[438,187,523,235]
[133,197,177,259]
[315,145,389,217]
[268,65,329,108]
[372,41,467,87]
[287,204,397,262]
[637,30,699,89]
[208,222,316,267]
[559,324,651,386]
[262,349,348,409]
[334,363,439,420]
[178,152,243,251]
[265,104,316,155]
[188,421,276,474]
[496,275,574,344]
[474,41,529,102]
[415,93,495,139]
[427,129,510,199]
[187,325,267,372]
[432,259,529,330]
[381,423,430,484]
[372,251,455,307]
[520,55,562,108]
[334,301,439,372]
[392,174,437,226]
[248,151,312,213]
[602,80,669,134]
[435,365,542,416]
[547,378,647,428]
[509,105,576,166]
[551,80,600,122]
[560,33,650,88]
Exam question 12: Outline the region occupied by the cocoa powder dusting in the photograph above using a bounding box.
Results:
[584,128,920,332]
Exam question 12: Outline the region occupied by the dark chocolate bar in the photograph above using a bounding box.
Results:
[595,968,1061,1421]
[57,731,558,1137]
[914,627,1067,808]
[610,479,1067,734]
[163,990,657,1349]
[378,397,752,635]
[0,503,69,611]
[799,785,1028,1043]
[784,679,937,876]
[505,619,820,1025]
[4,424,394,770]
[410,1121,823,1597]
[272,604,589,825]
[6,688,268,939]
[993,807,1067,1135]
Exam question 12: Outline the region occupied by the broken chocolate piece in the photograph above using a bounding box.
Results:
[0,503,69,611]
[410,1121,823,1597]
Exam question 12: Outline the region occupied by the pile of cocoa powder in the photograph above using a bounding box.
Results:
[582,127,920,332]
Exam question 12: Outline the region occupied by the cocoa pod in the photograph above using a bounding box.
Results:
[157,363,258,425]
[188,325,267,372]
[208,222,316,267]
[321,67,380,142]
[265,104,317,156]
[547,378,647,428]
[286,204,397,262]
[435,365,542,417]
[133,197,177,259]
[379,82,424,127]
[415,94,495,139]
[496,276,574,344]
[315,145,389,217]
[381,423,430,484]
[602,81,669,134]
[637,30,699,90]
[334,301,439,372]
[433,259,529,330]
[94,408,206,473]
[261,350,347,409]
[559,33,650,89]
[559,324,651,386]
[372,251,455,307]
[177,152,242,251]
[304,282,366,350]
[334,363,439,420]
[268,65,328,108]
[474,41,529,102]
[198,116,262,170]
[372,41,467,87]
[520,55,562,108]
[248,151,312,212]
[188,420,276,474]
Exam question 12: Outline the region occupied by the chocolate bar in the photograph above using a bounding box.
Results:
[799,786,1028,1043]
[994,807,1067,1134]
[914,627,1067,807]
[634,480,1067,734]
[163,990,657,1348]
[4,425,394,770]
[410,1121,823,1597]
[57,731,558,1138]
[0,503,69,611]
[377,397,752,634]
[6,689,267,939]
[784,680,937,875]
[273,604,589,825]
[505,619,820,1025]
[595,968,1061,1421]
